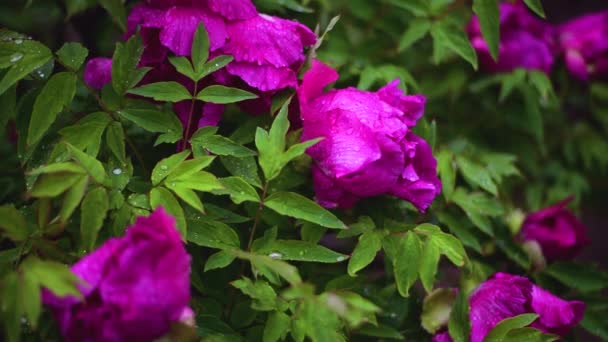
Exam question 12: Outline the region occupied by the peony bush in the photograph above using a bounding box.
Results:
[0,0,607,341]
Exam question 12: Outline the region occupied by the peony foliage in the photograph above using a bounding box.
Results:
[0,0,607,341]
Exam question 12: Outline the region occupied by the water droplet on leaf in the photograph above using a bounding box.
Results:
[112,168,123,175]
[10,53,23,63]
[268,252,282,259]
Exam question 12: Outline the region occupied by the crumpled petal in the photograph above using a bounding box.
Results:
[207,0,257,20]
[530,285,586,335]
[378,80,426,127]
[83,57,113,90]
[226,62,298,92]
[224,14,316,68]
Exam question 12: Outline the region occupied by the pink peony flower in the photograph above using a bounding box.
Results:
[43,208,192,342]
[434,273,585,342]
[558,11,608,81]
[467,1,555,73]
[83,57,112,90]
[519,197,589,261]
[298,60,441,211]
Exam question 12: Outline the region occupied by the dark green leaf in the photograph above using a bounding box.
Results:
[59,112,112,157]
[204,250,236,272]
[217,177,260,204]
[56,42,89,70]
[348,231,383,276]
[169,56,196,80]
[98,0,127,31]
[80,187,109,251]
[231,250,302,285]
[191,130,256,157]
[128,81,192,102]
[448,291,470,342]
[430,21,478,69]
[452,188,503,235]
[472,0,500,61]
[544,262,608,293]
[187,218,240,249]
[221,156,262,188]
[356,324,404,340]
[258,240,348,263]
[27,72,77,145]
[503,328,558,342]
[0,39,53,95]
[197,55,234,81]
[421,288,457,333]
[197,85,257,104]
[59,175,89,223]
[456,155,498,196]
[264,192,345,229]
[105,121,126,164]
[256,99,290,180]
[30,172,83,198]
[112,35,145,95]
[25,257,82,298]
[522,0,545,18]
[150,187,187,237]
[118,105,182,141]
[264,311,291,342]
[484,313,539,342]
[0,205,27,241]
[398,18,431,51]
[437,149,456,200]
[232,278,277,311]
[65,143,107,183]
[192,23,210,73]
[169,185,204,212]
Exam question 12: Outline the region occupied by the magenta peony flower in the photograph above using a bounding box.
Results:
[83,57,112,90]
[519,197,589,261]
[43,208,192,342]
[558,11,608,81]
[467,1,555,73]
[434,273,584,342]
[298,60,441,211]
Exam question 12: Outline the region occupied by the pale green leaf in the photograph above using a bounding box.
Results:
[197,85,257,104]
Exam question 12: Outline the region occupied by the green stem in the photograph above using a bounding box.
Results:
[183,82,199,149]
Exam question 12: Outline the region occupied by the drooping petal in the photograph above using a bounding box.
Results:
[226,62,298,92]
[530,285,585,335]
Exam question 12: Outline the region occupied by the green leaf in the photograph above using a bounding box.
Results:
[56,42,89,70]
[105,122,126,164]
[59,112,112,157]
[281,138,322,165]
[0,205,27,241]
[503,328,558,342]
[171,171,223,192]
[59,175,89,223]
[192,23,210,73]
[191,129,256,157]
[231,250,302,286]
[204,250,236,272]
[0,39,53,95]
[169,185,204,212]
[24,257,82,298]
[197,55,234,81]
[357,324,404,340]
[20,267,42,327]
[187,219,240,249]
[98,0,127,31]
[520,84,544,143]
[27,72,77,145]
[421,288,457,334]
[544,262,608,293]
[484,313,539,342]
[419,228,467,267]
[437,149,456,200]
[398,18,431,51]
[29,172,83,198]
[150,187,187,237]
[419,238,440,293]
[348,231,383,276]
[430,21,478,69]
[64,0,96,18]
[80,187,109,251]
[499,69,526,101]
[221,156,262,188]
[118,104,182,141]
[448,291,470,342]
[256,98,292,180]
[264,192,345,229]
[452,188,503,235]
[264,311,291,342]
[112,34,146,95]
[165,156,216,182]
[257,240,348,263]
[456,155,498,196]
[472,0,500,61]
[151,150,190,186]
[169,56,196,80]
[393,232,422,297]
[29,162,85,175]
[217,177,260,204]
[197,85,257,104]
[128,81,192,102]
[522,0,545,18]
[232,278,277,311]
[437,211,482,253]
[65,142,107,184]
[581,309,608,341]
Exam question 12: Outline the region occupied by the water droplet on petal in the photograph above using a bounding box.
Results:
[10,53,23,63]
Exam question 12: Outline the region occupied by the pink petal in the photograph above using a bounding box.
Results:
[83,58,113,90]
[160,6,227,56]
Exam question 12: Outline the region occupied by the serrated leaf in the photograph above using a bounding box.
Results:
[27,72,77,145]
[204,250,236,272]
[264,192,345,229]
[264,311,291,342]
[394,232,422,297]
[258,240,348,263]
[419,238,440,293]
[197,85,257,104]
[0,205,27,241]
[430,21,478,69]
[187,218,240,249]
[473,0,500,61]
[98,0,127,31]
[217,177,260,204]
[348,231,382,276]
[56,42,89,70]
[192,23,210,73]
[456,155,497,195]
[80,187,109,251]
[484,313,539,342]
[150,187,187,237]
[128,81,192,102]
[398,18,431,51]
[522,0,545,18]
[232,278,277,311]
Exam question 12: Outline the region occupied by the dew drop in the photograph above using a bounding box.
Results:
[14,39,23,45]
[160,165,168,170]
[336,256,346,262]
[112,168,123,175]
[10,53,23,63]
[268,252,282,259]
